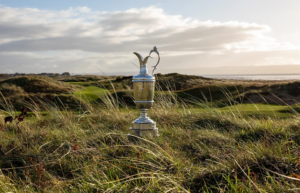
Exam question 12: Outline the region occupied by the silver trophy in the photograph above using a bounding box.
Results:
[129,46,160,137]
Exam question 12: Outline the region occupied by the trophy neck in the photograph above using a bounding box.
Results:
[140,65,148,75]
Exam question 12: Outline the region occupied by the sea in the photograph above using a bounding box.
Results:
[201,74,300,81]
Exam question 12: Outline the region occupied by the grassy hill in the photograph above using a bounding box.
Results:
[1,76,79,94]
[107,73,300,107]
[0,82,300,192]
[2,73,300,110]
[0,76,82,109]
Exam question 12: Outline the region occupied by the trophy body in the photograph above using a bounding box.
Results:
[129,47,160,137]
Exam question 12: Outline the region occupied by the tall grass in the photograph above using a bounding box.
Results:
[0,80,300,192]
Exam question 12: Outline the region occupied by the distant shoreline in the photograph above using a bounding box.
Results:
[201,74,300,81]
[199,73,300,76]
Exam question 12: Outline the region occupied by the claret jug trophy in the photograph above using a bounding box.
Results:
[128,46,160,137]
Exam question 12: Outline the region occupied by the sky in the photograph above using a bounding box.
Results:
[1,0,300,75]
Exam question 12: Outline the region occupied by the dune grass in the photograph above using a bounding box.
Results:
[0,82,300,192]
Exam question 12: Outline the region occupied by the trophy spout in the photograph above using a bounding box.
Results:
[133,52,150,75]
[133,52,144,66]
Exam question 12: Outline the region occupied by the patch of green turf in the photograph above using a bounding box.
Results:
[220,103,284,111]
[74,86,108,102]
[219,103,294,118]
[192,103,295,118]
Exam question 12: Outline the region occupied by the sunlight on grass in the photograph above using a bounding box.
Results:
[191,103,295,118]
[74,86,108,101]
[1,75,300,192]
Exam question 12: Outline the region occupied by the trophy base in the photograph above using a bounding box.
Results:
[129,126,159,137]
[128,109,159,137]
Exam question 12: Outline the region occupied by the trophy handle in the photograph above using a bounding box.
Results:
[149,46,160,75]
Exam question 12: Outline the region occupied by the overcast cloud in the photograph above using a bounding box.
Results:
[0,5,300,74]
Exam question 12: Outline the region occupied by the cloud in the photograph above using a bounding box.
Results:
[0,5,299,74]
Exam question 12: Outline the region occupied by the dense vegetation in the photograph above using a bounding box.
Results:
[0,76,82,109]
[0,74,300,192]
